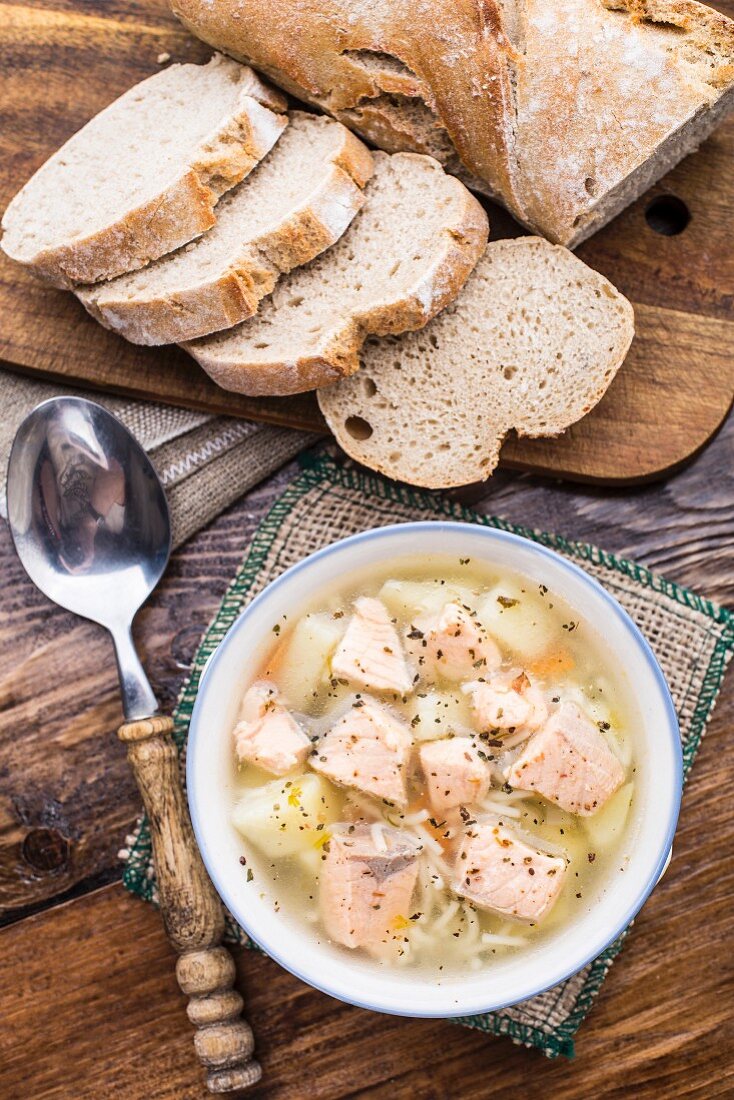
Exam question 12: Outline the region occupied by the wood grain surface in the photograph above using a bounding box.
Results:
[0,0,733,483]
[1,2,733,1096]
[0,403,732,1097]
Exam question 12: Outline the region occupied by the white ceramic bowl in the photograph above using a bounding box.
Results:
[188,522,681,1018]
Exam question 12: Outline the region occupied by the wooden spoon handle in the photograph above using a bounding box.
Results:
[118,715,261,1094]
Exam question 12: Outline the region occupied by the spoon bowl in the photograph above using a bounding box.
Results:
[7,396,171,718]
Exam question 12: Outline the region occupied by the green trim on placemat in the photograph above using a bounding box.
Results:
[122,454,734,1060]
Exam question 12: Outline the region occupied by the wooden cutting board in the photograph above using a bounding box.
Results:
[1,0,732,484]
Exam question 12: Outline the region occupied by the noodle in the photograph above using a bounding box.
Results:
[406,922,431,945]
[371,821,387,852]
[412,824,445,857]
[498,728,533,750]
[497,787,537,803]
[481,931,528,947]
[478,798,523,819]
[391,808,431,827]
[432,899,460,932]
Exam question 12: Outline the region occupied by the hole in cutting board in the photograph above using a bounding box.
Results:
[644,195,690,236]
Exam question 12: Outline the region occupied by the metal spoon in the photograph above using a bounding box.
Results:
[7,396,260,1094]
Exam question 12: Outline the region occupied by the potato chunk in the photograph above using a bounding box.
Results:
[277,612,345,711]
[477,584,558,661]
[232,772,341,857]
[378,579,475,622]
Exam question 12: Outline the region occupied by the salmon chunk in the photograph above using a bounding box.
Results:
[407,601,502,683]
[233,681,311,776]
[320,824,420,950]
[507,701,625,815]
[465,669,547,733]
[454,821,567,921]
[311,696,413,805]
[332,597,413,694]
[419,737,491,812]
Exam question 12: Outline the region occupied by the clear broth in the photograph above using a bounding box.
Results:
[229,554,638,976]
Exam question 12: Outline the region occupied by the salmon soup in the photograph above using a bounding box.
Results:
[229,555,637,975]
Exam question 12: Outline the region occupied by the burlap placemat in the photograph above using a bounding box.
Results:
[123,454,734,1058]
[0,367,317,546]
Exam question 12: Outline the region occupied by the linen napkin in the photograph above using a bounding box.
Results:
[0,367,318,546]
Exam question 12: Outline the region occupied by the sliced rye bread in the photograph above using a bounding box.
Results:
[184,152,489,395]
[1,54,288,288]
[318,237,635,488]
[76,113,374,345]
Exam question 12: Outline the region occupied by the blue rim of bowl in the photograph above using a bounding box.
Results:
[188,521,683,1019]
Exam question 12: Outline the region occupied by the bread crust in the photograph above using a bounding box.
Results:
[186,154,489,396]
[78,119,375,345]
[171,0,734,245]
[605,0,734,76]
[172,1,523,220]
[1,57,289,288]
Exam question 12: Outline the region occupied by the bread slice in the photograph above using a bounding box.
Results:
[172,0,734,246]
[1,54,288,288]
[318,238,635,488]
[76,113,374,345]
[184,152,489,395]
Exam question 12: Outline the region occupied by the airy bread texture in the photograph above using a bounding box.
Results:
[185,152,489,396]
[1,54,288,287]
[171,0,734,246]
[77,113,374,345]
[317,238,635,488]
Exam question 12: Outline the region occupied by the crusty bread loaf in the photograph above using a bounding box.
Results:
[318,238,635,488]
[1,54,288,287]
[184,152,489,396]
[171,0,734,246]
[76,113,373,345]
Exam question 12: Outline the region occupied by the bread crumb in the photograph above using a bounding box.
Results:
[157,52,171,64]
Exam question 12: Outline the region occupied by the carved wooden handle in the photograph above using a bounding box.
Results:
[118,715,261,1093]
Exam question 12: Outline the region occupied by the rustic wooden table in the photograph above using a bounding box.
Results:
[3,0,734,486]
[1,409,732,1099]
